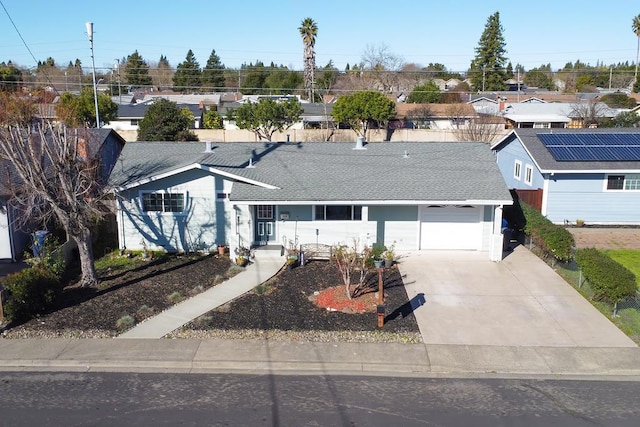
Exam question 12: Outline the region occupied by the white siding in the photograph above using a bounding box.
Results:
[0,208,12,259]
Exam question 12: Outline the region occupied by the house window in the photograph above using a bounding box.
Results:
[533,122,551,129]
[524,165,533,186]
[216,192,228,199]
[256,205,273,219]
[607,174,640,190]
[514,160,522,180]
[315,205,362,221]
[142,192,184,213]
[130,119,139,126]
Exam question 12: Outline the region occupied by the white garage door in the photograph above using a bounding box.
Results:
[420,205,482,250]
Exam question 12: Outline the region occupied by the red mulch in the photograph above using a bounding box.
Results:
[314,285,380,314]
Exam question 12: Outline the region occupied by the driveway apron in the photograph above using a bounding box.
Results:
[398,246,636,347]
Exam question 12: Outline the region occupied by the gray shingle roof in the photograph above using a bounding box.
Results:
[495,128,640,172]
[111,141,512,203]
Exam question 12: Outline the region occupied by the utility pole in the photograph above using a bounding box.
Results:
[86,22,100,128]
[115,58,122,105]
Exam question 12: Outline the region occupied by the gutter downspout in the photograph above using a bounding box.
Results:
[7,204,17,262]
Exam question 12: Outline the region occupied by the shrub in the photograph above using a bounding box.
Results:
[115,315,136,331]
[1,267,61,322]
[522,203,575,262]
[575,248,637,304]
[136,304,154,317]
[24,234,66,279]
[167,291,185,304]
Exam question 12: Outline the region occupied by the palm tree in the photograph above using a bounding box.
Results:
[298,17,318,101]
[633,14,640,82]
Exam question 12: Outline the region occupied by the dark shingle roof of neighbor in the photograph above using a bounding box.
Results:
[111,141,512,203]
[494,128,640,172]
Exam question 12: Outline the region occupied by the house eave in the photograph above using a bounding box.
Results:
[115,163,279,191]
[231,199,513,206]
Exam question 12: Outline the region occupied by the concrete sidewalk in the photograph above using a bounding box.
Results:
[118,248,284,339]
[1,338,640,378]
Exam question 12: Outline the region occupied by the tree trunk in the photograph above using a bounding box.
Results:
[73,226,98,288]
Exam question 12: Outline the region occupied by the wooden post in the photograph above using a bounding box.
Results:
[377,267,384,328]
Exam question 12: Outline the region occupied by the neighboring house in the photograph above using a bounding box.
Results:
[220,101,334,131]
[0,128,125,262]
[394,103,477,130]
[105,101,204,131]
[110,141,513,261]
[492,128,640,225]
[499,102,621,129]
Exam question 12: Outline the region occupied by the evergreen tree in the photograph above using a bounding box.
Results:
[124,50,152,88]
[137,98,197,141]
[468,11,508,91]
[241,61,269,95]
[173,49,202,93]
[201,49,226,91]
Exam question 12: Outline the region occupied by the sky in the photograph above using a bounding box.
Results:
[1,0,639,74]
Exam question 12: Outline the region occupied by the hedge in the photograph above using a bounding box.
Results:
[575,248,637,304]
[0,267,62,322]
[521,203,575,262]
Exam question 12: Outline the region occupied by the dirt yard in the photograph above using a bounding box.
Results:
[568,227,640,250]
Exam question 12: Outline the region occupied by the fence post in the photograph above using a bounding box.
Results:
[0,287,5,322]
[613,302,618,317]
[578,270,583,288]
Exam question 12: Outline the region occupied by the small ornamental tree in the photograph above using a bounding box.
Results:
[202,110,224,129]
[56,87,118,128]
[333,241,372,300]
[226,97,302,141]
[407,81,441,103]
[331,91,396,139]
[137,98,198,141]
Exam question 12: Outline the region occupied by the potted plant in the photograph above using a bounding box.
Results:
[370,242,386,269]
[383,242,396,268]
[217,243,226,255]
[235,246,250,266]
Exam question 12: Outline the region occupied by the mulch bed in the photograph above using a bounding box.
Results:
[3,254,232,337]
[191,260,419,334]
[2,255,419,338]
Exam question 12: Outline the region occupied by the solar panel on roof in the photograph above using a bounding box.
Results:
[538,133,640,161]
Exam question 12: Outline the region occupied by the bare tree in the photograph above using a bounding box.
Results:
[0,123,113,287]
[448,104,504,143]
[361,43,404,92]
[570,100,608,128]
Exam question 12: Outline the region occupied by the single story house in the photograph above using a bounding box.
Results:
[491,128,640,225]
[110,140,513,261]
[1,128,125,261]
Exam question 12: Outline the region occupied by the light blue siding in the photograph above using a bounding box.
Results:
[118,169,230,252]
[495,137,544,189]
[369,205,419,249]
[545,173,640,224]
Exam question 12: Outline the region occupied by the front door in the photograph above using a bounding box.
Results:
[255,205,275,245]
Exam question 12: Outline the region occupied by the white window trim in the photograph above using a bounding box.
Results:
[313,205,363,221]
[524,164,533,186]
[604,174,640,192]
[139,190,187,215]
[514,160,522,180]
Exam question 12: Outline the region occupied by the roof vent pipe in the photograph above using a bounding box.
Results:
[353,135,366,150]
[204,141,214,152]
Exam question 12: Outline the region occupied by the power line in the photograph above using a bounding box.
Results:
[0,0,59,95]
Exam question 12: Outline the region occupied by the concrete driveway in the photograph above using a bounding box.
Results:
[398,246,637,348]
